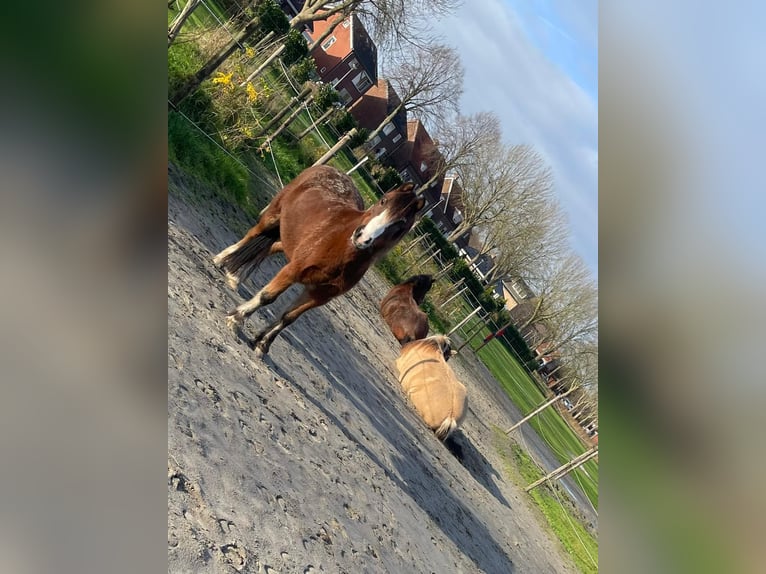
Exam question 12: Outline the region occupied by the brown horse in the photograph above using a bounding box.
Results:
[212,165,424,356]
[379,274,434,345]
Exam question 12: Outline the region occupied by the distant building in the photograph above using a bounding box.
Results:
[499,277,535,311]
[348,79,407,160]
[307,13,377,107]
[389,120,442,188]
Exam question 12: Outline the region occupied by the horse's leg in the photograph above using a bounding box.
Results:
[225,264,296,329]
[250,288,329,357]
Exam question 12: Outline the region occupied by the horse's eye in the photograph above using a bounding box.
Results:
[380,197,387,205]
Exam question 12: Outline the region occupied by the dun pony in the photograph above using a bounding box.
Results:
[213,165,424,356]
[396,335,467,440]
[379,274,434,345]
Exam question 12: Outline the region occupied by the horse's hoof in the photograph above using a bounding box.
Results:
[225,271,240,290]
[212,254,224,267]
[226,310,244,330]
[249,337,269,358]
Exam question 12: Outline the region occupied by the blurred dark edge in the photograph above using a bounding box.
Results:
[0,1,167,573]
[601,2,765,573]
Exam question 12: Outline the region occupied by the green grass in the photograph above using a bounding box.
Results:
[493,427,598,574]
[168,0,227,30]
[478,341,599,508]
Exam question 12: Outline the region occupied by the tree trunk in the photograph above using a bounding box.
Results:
[252,30,276,52]
[403,247,440,275]
[313,128,358,165]
[305,16,344,51]
[446,306,483,338]
[401,233,428,256]
[454,320,490,353]
[446,225,471,244]
[168,0,202,46]
[440,284,468,310]
[255,85,313,137]
[519,296,545,331]
[364,102,406,146]
[504,386,578,434]
[171,17,263,104]
[240,44,286,86]
[289,1,357,35]
[258,97,315,151]
[525,447,598,492]
[433,261,454,281]
[296,106,336,140]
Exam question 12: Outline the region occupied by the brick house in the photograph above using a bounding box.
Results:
[432,175,463,235]
[307,13,377,107]
[389,120,440,186]
[348,79,407,160]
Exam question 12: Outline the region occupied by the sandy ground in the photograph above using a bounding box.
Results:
[168,167,586,573]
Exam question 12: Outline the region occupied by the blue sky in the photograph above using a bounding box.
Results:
[430,0,598,277]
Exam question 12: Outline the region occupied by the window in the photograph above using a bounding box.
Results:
[369,134,382,147]
[374,147,387,158]
[321,36,336,51]
[337,88,352,104]
[392,133,402,143]
[352,71,372,93]
[383,122,395,135]
[420,161,427,172]
[342,18,351,28]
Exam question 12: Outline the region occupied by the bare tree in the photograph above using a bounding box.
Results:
[168,0,203,46]
[363,43,464,145]
[482,197,568,286]
[415,111,501,193]
[447,144,552,244]
[355,0,463,52]
[520,253,598,361]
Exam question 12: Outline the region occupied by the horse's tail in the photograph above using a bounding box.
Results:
[434,417,458,441]
[220,232,276,285]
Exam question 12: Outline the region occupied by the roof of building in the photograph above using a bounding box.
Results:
[348,79,406,134]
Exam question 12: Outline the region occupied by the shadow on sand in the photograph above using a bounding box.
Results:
[444,431,510,508]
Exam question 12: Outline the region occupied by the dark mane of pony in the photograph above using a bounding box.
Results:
[406,274,434,305]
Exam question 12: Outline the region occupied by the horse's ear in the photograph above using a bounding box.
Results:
[415,196,425,211]
[400,182,415,193]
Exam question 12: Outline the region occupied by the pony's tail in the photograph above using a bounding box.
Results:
[435,417,458,441]
[220,233,275,286]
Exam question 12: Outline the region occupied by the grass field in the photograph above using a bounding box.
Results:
[476,338,599,508]
[493,427,598,574]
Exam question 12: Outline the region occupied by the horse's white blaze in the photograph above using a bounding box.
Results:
[355,209,392,244]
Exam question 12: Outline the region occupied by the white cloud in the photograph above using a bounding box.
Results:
[432,0,598,274]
